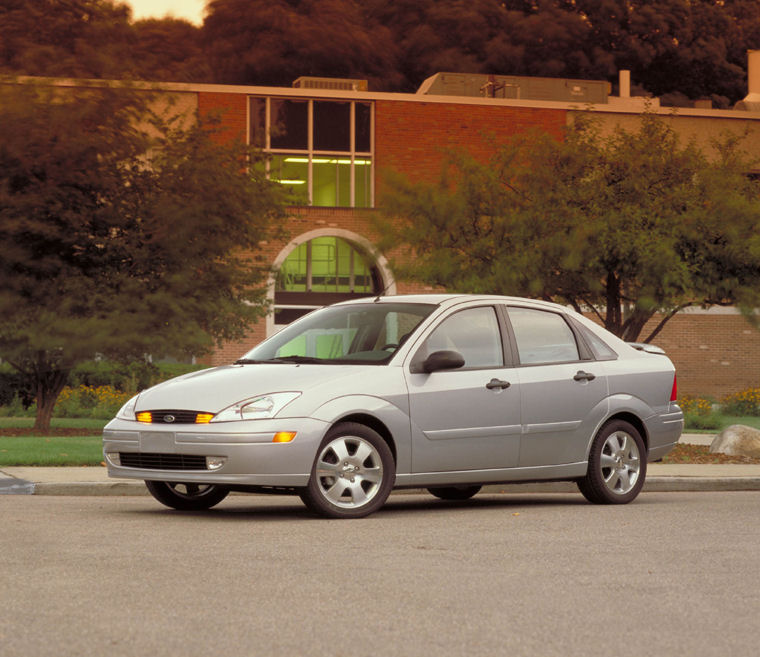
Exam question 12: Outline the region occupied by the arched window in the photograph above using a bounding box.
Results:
[274,236,383,325]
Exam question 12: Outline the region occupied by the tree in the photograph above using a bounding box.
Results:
[0,82,288,431]
[203,0,402,90]
[130,18,209,82]
[0,0,135,78]
[377,112,760,343]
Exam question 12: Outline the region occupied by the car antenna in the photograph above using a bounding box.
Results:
[374,280,394,302]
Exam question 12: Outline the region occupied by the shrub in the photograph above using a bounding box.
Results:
[683,411,723,431]
[0,396,36,417]
[69,359,204,393]
[678,395,713,416]
[54,385,133,419]
[720,387,760,416]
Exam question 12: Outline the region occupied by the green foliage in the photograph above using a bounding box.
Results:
[0,364,31,407]
[68,360,159,392]
[720,388,760,416]
[53,385,132,419]
[683,411,724,432]
[378,112,760,342]
[0,396,33,418]
[678,396,715,416]
[0,82,287,430]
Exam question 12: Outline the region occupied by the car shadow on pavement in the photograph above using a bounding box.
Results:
[122,491,605,522]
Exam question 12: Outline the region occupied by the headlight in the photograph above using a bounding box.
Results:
[115,395,139,421]
[211,392,301,422]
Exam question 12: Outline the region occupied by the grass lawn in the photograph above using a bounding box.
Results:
[0,434,103,466]
[0,417,105,466]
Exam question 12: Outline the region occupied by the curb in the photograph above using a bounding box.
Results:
[4,477,760,496]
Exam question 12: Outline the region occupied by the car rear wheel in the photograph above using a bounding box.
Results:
[144,480,229,510]
[577,420,646,504]
[427,485,482,500]
[299,422,395,519]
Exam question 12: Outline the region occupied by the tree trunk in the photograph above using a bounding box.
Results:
[32,357,69,433]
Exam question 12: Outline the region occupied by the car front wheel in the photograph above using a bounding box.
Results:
[577,420,646,504]
[144,480,229,510]
[299,422,395,519]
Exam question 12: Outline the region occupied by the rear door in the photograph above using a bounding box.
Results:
[504,305,609,467]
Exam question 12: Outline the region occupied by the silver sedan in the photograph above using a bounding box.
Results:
[103,295,683,518]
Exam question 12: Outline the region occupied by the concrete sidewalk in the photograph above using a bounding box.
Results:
[2,433,760,496]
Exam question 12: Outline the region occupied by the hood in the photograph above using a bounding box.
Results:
[135,363,369,413]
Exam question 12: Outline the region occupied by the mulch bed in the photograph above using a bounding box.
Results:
[660,443,760,464]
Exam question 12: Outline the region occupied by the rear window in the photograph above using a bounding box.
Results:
[507,307,580,365]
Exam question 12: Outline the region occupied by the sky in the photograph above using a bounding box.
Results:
[126,0,206,24]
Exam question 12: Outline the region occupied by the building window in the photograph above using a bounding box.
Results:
[250,97,373,208]
[274,236,382,325]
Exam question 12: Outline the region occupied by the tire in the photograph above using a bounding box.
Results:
[427,485,482,501]
[299,422,395,519]
[144,480,229,511]
[577,420,647,505]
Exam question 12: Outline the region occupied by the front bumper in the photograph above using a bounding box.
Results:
[102,416,329,487]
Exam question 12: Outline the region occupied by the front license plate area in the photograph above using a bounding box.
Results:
[140,431,176,452]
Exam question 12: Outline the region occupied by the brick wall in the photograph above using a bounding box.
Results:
[639,313,760,398]
[375,100,566,189]
[197,91,247,142]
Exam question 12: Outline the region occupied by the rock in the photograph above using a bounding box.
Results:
[710,425,760,459]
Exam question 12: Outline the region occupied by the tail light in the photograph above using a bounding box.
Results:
[670,374,678,402]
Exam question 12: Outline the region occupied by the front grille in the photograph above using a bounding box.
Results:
[138,410,211,424]
[119,453,208,470]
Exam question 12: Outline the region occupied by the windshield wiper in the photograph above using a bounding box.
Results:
[235,355,328,365]
[268,355,325,364]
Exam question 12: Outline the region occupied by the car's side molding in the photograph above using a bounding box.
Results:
[396,462,588,488]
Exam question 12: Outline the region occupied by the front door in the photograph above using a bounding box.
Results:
[405,306,521,473]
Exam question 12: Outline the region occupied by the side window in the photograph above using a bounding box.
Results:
[507,307,580,365]
[422,307,503,369]
[573,321,618,360]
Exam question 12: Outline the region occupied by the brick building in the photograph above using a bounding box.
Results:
[19,69,760,397]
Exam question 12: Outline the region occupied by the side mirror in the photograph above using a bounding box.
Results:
[420,350,465,373]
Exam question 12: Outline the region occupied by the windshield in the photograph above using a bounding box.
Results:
[239,302,436,365]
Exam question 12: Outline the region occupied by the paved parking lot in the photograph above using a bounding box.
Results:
[2,492,759,657]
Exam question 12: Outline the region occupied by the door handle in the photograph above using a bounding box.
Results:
[486,378,511,390]
[573,370,596,382]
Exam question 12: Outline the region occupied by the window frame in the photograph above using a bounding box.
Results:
[501,305,595,367]
[410,305,510,372]
[250,96,374,208]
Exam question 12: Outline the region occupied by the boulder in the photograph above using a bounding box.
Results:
[710,425,760,459]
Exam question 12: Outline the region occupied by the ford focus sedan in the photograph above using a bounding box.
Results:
[103,294,683,518]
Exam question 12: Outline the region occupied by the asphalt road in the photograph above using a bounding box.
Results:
[2,491,759,657]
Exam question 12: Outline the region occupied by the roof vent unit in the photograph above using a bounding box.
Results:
[292,77,368,91]
[417,72,609,103]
